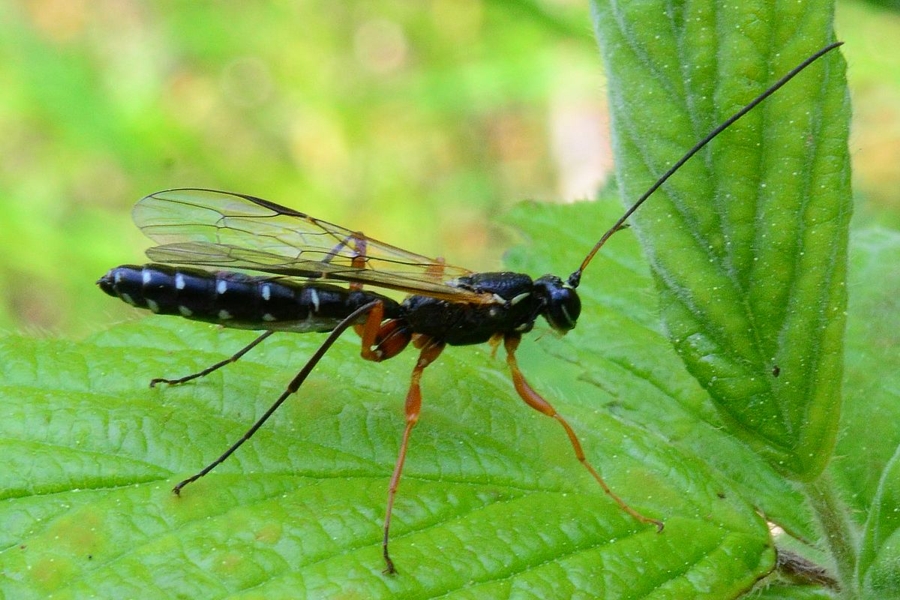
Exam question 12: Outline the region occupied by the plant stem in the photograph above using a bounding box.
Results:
[803,475,858,598]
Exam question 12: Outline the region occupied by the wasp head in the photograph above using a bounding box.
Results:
[533,274,581,333]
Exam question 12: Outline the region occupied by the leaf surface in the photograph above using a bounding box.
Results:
[590,0,851,479]
[1,209,772,597]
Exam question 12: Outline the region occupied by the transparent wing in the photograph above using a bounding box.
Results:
[134,188,495,303]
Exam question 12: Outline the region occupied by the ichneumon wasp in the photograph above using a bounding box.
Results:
[98,42,842,574]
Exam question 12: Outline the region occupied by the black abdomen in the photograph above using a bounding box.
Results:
[98,264,399,332]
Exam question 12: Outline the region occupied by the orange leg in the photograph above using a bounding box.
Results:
[503,334,664,532]
[382,338,444,575]
[354,255,442,362]
[355,298,384,358]
[354,301,410,362]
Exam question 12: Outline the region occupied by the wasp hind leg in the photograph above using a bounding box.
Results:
[171,303,379,495]
[502,334,664,532]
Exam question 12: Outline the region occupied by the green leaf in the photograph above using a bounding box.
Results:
[858,445,900,598]
[750,585,834,600]
[1,3,859,596]
[833,228,900,515]
[847,229,900,597]
[505,201,815,543]
[589,0,852,479]
[0,307,771,597]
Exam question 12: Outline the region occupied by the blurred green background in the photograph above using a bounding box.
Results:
[0,0,898,337]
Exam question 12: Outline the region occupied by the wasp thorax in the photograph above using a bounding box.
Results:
[533,274,581,333]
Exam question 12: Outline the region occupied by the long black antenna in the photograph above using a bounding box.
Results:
[567,41,843,288]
